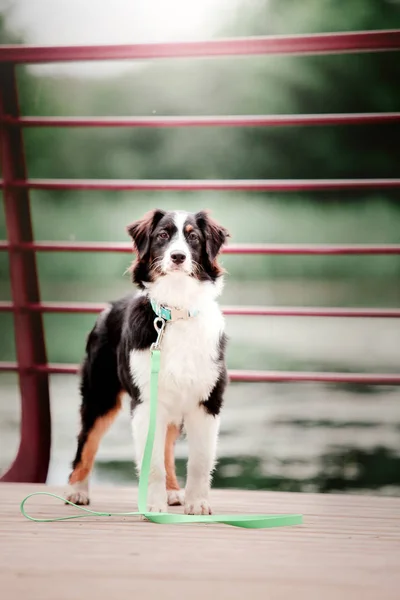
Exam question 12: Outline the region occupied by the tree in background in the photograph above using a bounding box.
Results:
[0,1,399,366]
[1,1,397,184]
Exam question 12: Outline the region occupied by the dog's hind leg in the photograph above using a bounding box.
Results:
[66,394,122,506]
[66,327,123,506]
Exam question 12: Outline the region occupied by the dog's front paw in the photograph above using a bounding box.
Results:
[147,501,168,513]
[146,484,168,513]
[167,489,185,506]
[65,489,90,506]
[184,498,212,515]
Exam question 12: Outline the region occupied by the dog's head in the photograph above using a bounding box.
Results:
[127,209,229,289]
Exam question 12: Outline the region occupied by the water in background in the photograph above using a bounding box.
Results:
[1,278,400,496]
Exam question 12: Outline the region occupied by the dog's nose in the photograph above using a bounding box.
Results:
[170,252,186,265]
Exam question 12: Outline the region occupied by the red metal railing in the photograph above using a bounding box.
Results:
[2,30,400,62]
[0,64,50,483]
[1,29,400,484]
[2,178,400,191]
[1,301,400,318]
[1,113,400,128]
[1,361,400,385]
[1,241,400,254]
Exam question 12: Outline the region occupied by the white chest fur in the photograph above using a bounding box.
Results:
[129,301,224,421]
[129,272,225,422]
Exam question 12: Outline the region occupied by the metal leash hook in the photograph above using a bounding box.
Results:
[151,316,166,351]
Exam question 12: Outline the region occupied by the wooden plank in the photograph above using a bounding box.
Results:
[1,484,400,600]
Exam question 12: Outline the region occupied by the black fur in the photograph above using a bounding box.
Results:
[71,300,126,471]
[202,333,228,416]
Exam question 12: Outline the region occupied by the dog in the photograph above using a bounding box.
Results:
[65,209,229,515]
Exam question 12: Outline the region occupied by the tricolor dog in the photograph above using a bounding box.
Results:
[66,209,229,515]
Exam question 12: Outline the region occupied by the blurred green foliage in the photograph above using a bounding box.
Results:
[7,0,400,183]
[0,0,399,364]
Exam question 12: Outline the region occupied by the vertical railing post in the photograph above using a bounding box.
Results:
[0,63,51,483]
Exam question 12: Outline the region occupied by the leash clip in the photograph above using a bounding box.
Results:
[151,316,166,351]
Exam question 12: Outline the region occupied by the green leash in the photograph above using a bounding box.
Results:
[20,326,303,529]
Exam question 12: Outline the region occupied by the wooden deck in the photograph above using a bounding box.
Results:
[1,484,400,599]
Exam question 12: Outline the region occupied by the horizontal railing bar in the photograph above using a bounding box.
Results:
[1,241,400,255]
[223,306,400,317]
[1,30,399,64]
[0,301,400,318]
[0,362,19,372]
[0,361,399,384]
[228,371,400,384]
[3,113,400,128]
[2,178,400,192]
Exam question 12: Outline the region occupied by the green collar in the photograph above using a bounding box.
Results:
[150,298,199,322]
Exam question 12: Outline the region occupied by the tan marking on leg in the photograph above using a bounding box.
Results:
[165,423,181,491]
[69,393,123,485]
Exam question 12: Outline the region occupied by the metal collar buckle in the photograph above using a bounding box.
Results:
[169,306,189,321]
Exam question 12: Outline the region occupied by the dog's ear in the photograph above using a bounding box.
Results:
[127,209,166,259]
[195,210,230,261]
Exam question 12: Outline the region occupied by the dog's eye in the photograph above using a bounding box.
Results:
[188,232,199,242]
[158,231,169,240]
